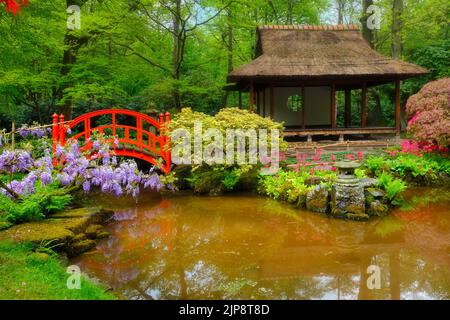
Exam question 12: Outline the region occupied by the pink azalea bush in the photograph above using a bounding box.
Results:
[405,78,450,147]
[388,139,448,157]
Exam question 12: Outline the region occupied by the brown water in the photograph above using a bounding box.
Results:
[73,188,450,300]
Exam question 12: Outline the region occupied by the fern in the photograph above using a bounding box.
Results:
[0,183,73,224]
[377,172,407,204]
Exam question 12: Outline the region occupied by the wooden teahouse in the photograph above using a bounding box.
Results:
[226,25,428,139]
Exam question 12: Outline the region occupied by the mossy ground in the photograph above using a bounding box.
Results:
[0,240,116,300]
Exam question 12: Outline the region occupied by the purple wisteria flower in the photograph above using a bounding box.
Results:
[93,140,101,150]
[0,150,34,173]
[17,124,49,139]
[0,136,170,199]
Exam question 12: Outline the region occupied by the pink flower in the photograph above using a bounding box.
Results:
[316,148,322,157]
[388,151,398,157]
[401,139,421,155]
[345,154,355,161]
[357,151,364,160]
[260,156,270,164]
[330,166,336,171]
[329,154,335,162]
[296,153,308,163]
[407,112,420,127]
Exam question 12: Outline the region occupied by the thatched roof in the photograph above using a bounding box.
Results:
[227,25,428,83]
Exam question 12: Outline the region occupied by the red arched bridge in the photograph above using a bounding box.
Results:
[51,109,171,174]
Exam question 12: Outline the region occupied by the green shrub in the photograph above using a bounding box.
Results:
[365,156,389,176]
[0,183,73,224]
[170,108,286,195]
[169,107,287,164]
[223,170,239,190]
[187,166,225,195]
[364,152,449,186]
[259,169,314,207]
[185,165,259,195]
[377,172,407,205]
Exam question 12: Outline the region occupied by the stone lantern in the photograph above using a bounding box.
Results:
[334,160,361,185]
[331,160,367,220]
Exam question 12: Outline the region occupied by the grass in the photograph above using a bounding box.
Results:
[0,241,116,300]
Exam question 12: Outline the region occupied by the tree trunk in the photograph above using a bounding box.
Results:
[287,0,293,24]
[360,0,375,48]
[172,0,182,111]
[391,0,403,59]
[337,0,345,24]
[60,0,88,120]
[223,9,233,107]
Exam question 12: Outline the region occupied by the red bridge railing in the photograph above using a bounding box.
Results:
[52,109,171,174]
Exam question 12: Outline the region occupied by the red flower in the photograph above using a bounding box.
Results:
[345,154,355,161]
[316,148,322,157]
[357,151,364,160]
[1,0,28,16]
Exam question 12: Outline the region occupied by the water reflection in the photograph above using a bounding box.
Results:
[73,188,450,300]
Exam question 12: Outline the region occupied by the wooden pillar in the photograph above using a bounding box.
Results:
[269,85,274,119]
[301,86,306,129]
[395,80,401,135]
[331,83,336,128]
[262,88,266,117]
[238,91,242,109]
[249,81,254,113]
[344,89,351,128]
[256,89,260,114]
[361,83,367,128]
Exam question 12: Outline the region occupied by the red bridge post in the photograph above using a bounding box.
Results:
[164,112,171,173]
[59,114,66,146]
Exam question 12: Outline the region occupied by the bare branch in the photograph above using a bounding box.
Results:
[112,41,171,73]
[186,1,234,32]
[0,180,20,200]
[138,1,178,37]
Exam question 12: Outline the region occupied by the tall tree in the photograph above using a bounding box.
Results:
[287,0,293,24]
[127,0,233,111]
[391,0,403,58]
[337,0,345,24]
[360,0,375,47]
[222,7,234,106]
[60,0,90,119]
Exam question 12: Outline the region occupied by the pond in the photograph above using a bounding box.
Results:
[73,188,450,300]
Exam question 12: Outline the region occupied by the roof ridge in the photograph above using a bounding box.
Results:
[258,24,360,31]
